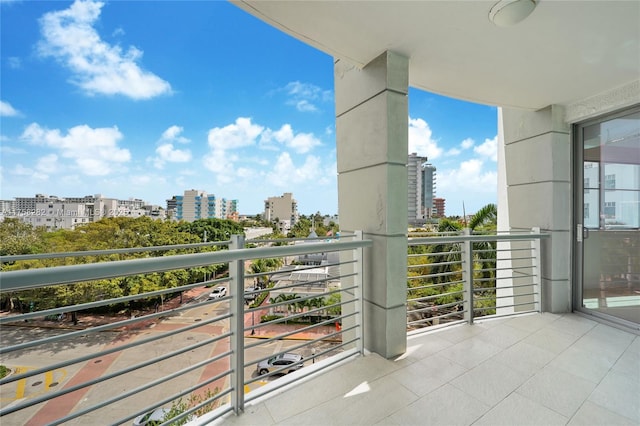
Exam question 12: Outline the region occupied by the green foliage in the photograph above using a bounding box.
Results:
[0,218,48,256]
[178,218,244,242]
[165,387,219,425]
[408,203,499,323]
[469,203,497,232]
[0,216,236,313]
[0,365,9,379]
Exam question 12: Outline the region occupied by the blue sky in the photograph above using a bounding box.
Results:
[0,0,498,216]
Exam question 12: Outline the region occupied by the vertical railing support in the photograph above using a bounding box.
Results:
[531,227,542,313]
[353,230,364,355]
[462,228,474,324]
[229,234,245,414]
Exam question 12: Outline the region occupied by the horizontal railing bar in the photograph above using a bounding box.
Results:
[407,290,464,304]
[1,313,232,385]
[475,302,538,313]
[408,259,462,269]
[118,368,234,426]
[407,280,464,292]
[246,329,358,383]
[409,233,549,244]
[0,239,372,291]
[0,277,230,325]
[247,234,355,245]
[57,349,234,426]
[407,311,465,326]
[0,296,232,355]
[244,348,360,405]
[245,311,357,352]
[0,241,231,262]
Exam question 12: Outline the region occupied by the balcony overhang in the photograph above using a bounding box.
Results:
[232,0,640,110]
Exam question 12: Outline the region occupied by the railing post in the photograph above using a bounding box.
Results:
[353,230,364,355]
[462,228,474,324]
[531,227,542,313]
[229,234,245,414]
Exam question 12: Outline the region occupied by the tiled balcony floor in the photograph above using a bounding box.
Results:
[219,313,639,425]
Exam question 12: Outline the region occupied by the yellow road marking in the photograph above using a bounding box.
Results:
[14,367,28,400]
[44,370,53,389]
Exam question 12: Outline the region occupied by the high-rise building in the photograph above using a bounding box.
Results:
[172,190,238,222]
[408,153,437,225]
[433,197,446,218]
[264,192,299,233]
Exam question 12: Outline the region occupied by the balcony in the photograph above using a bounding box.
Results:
[222,313,639,425]
[0,232,638,425]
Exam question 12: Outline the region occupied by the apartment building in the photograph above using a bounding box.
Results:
[171,189,239,222]
[264,192,299,233]
[408,153,437,225]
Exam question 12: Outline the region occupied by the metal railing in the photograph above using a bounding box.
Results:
[407,228,548,331]
[0,233,370,425]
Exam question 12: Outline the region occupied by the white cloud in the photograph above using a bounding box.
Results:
[474,136,498,161]
[36,153,59,174]
[0,100,20,117]
[408,117,442,160]
[438,159,497,194]
[284,81,332,112]
[446,137,476,156]
[461,138,475,149]
[151,126,192,169]
[37,0,171,99]
[266,152,323,187]
[154,144,192,168]
[161,125,190,144]
[261,124,321,154]
[207,117,264,150]
[11,164,48,180]
[20,122,130,176]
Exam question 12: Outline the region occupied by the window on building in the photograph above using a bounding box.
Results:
[604,174,616,189]
[603,201,616,218]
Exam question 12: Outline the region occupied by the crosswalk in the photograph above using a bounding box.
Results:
[0,366,68,401]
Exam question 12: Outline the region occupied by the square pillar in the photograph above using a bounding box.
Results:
[500,105,572,313]
[335,51,409,358]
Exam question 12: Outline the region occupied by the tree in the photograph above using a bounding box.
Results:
[0,219,48,257]
[177,218,244,242]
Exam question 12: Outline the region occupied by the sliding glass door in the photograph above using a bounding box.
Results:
[575,106,640,326]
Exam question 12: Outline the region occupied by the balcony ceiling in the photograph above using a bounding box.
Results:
[232,1,640,110]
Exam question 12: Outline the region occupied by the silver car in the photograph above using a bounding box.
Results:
[132,408,171,426]
[257,352,304,376]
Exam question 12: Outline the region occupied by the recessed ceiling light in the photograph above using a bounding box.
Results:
[489,0,537,27]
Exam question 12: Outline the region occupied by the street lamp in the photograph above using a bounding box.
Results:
[311,347,316,364]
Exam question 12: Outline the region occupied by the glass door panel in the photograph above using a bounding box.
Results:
[579,108,640,325]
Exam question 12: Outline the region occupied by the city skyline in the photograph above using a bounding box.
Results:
[0,0,498,216]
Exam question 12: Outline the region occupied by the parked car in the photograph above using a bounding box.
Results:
[208,286,227,299]
[257,352,304,376]
[132,408,171,426]
[244,286,257,302]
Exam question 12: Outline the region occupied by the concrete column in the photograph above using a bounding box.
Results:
[500,105,572,313]
[335,51,409,358]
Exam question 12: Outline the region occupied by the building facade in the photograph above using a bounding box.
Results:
[172,189,239,222]
[264,192,299,233]
[432,197,446,218]
[408,153,437,225]
[2,194,161,229]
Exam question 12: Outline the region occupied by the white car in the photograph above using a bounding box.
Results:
[133,408,171,425]
[208,286,227,299]
[257,352,304,376]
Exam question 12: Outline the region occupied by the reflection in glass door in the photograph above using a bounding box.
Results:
[577,107,640,326]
